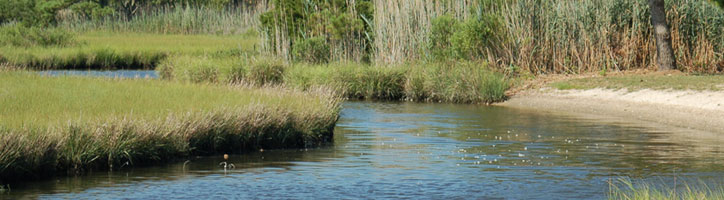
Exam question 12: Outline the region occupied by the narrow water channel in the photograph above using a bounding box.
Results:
[4,101,724,199]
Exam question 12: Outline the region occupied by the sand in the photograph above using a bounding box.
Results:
[499,88,724,133]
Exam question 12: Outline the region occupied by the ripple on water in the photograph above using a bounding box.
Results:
[7,101,724,199]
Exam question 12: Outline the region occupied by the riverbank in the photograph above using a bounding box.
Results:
[500,73,724,133]
[0,71,340,183]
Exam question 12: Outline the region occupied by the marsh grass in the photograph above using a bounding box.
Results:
[158,55,281,85]
[608,178,724,200]
[551,74,724,91]
[0,72,341,182]
[58,3,266,35]
[370,0,723,74]
[285,62,509,103]
[405,62,508,103]
[162,56,509,103]
[0,31,257,70]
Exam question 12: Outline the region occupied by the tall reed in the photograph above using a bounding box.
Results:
[57,3,267,35]
[372,0,477,64]
[369,0,723,73]
[497,0,723,74]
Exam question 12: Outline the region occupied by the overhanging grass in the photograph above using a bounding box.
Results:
[0,71,340,182]
[608,178,724,200]
[551,74,724,91]
[0,31,257,70]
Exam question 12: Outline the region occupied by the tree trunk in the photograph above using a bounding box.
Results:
[648,0,677,70]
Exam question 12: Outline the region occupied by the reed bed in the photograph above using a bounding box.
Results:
[608,178,724,200]
[371,0,723,73]
[0,72,341,183]
[372,0,478,64]
[498,0,723,74]
[57,3,267,35]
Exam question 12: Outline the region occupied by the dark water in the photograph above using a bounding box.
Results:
[39,70,158,79]
[3,102,724,199]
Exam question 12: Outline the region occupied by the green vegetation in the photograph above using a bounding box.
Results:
[161,56,509,103]
[260,0,373,62]
[0,24,75,47]
[551,74,724,91]
[59,4,262,35]
[260,0,722,74]
[0,71,340,182]
[608,179,724,200]
[0,31,256,70]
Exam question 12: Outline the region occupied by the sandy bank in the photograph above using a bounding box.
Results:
[499,88,724,133]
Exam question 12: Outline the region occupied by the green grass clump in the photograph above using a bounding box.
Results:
[283,62,509,103]
[285,63,408,100]
[158,56,283,86]
[0,71,341,182]
[405,62,508,103]
[608,178,724,200]
[551,74,724,91]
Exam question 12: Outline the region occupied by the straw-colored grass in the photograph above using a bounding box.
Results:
[0,71,340,182]
[57,3,267,35]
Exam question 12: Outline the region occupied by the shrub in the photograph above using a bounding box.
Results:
[292,37,330,63]
[450,13,504,60]
[0,24,75,47]
[68,1,115,20]
[429,15,459,60]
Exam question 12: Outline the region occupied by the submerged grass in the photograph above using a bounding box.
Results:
[0,31,257,70]
[608,178,724,200]
[551,73,724,91]
[0,71,340,182]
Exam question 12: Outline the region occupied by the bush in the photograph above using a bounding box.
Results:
[0,25,76,47]
[69,1,115,20]
[450,13,504,60]
[292,37,330,63]
[429,15,459,60]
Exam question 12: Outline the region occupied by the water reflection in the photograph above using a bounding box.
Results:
[4,101,723,199]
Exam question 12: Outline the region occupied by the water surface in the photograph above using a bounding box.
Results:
[4,101,723,199]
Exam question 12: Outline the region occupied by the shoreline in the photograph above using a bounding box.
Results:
[498,88,724,133]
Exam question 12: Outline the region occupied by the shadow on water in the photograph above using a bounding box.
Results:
[3,101,723,199]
